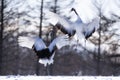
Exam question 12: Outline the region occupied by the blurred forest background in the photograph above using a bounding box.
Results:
[0,0,120,76]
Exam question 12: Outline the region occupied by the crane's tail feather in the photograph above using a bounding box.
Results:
[18,36,35,49]
[39,52,55,67]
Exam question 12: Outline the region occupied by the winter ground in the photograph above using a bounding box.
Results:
[0,76,120,80]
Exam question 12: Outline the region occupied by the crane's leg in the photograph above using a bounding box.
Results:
[45,64,50,75]
[76,39,79,49]
[84,39,86,51]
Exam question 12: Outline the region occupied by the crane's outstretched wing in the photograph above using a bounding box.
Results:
[18,36,46,51]
[83,17,100,39]
[46,11,74,36]
[48,35,69,52]
[84,18,100,39]
[73,17,100,41]
[18,36,36,49]
[33,37,47,51]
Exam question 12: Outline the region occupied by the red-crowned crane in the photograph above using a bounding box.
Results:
[46,8,100,42]
[18,35,69,66]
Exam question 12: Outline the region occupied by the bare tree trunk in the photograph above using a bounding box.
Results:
[15,13,20,75]
[0,0,4,74]
[36,0,44,75]
[53,0,57,13]
[39,0,43,37]
[52,0,57,38]
[97,11,101,75]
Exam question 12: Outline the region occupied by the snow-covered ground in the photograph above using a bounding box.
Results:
[0,76,120,80]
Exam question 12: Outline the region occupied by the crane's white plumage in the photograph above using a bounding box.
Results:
[18,35,69,50]
[34,38,47,51]
[48,34,69,52]
[18,37,47,51]
[75,17,100,39]
[18,36,36,49]
[46,11,74,35]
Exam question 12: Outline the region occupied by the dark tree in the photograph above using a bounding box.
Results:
[0,0,4,74]
[97,14,101,75]
[36,0,44,75]
[39,0,43,37]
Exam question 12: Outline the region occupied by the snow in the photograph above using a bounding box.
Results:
[0,76,120,80]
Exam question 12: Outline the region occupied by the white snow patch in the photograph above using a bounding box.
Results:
[0,76,120,80]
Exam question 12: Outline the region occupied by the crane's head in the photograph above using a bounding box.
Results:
[70,8,79,16]
[71,8,75,11]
